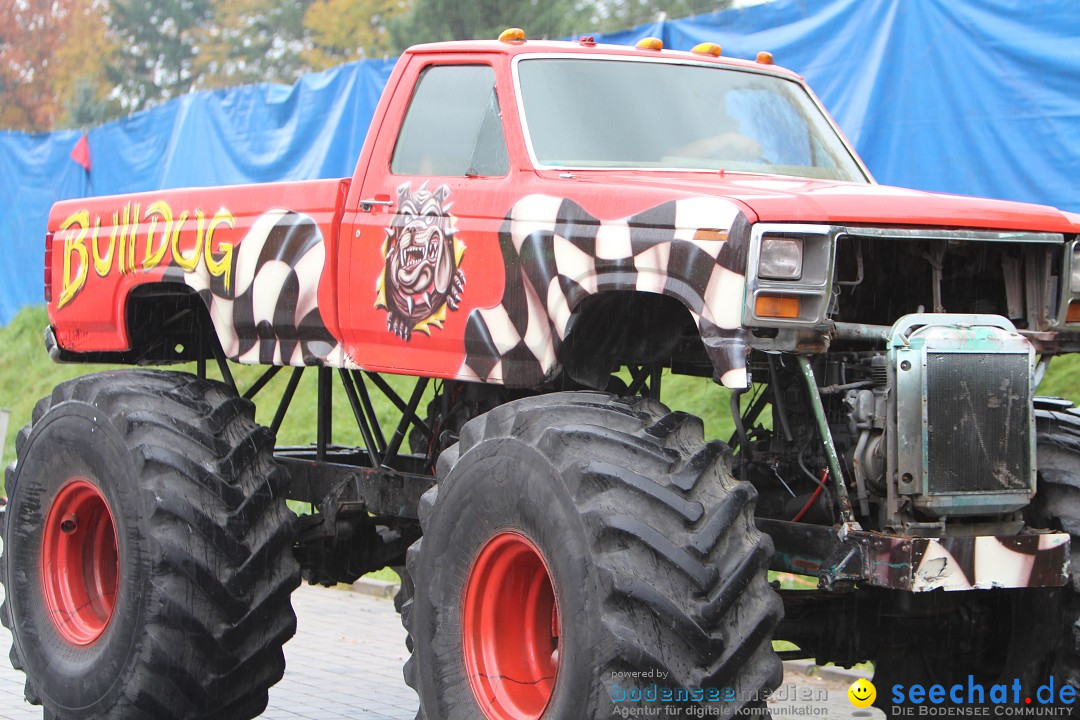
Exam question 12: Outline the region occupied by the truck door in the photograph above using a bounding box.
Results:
[339,56,520,381]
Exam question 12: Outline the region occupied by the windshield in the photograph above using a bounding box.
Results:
[516,58,867,182]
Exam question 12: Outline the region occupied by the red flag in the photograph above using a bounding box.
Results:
[70,133,91,172]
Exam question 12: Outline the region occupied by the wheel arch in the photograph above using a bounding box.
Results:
[50,282,217,365]
[558,289,703,389]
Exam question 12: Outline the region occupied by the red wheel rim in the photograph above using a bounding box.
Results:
[463,532,561,720]
[41,479,119,646]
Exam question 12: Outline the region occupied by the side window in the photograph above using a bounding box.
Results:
[391,65,510,177]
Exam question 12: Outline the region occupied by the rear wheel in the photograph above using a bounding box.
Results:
[1027,400,1080,689]
[0,370,299,720]
[870,590,1061,710]
[402,392,782,719]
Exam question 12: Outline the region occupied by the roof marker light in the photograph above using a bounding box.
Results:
[756,51,774,64]
[691,42,722,57]
[635,37,663,51]
[578,35,596,46]
[499,28,526,43]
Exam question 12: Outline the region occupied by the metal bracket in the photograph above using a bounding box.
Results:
[763,518,1070,592]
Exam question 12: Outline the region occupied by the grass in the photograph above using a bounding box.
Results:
[0,305,436,484]
[0,304,742,493]
[364,567,402,583]
[5,300,1079,490]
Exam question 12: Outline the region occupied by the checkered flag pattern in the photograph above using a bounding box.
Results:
[460,195,752,389]
[165,209,346,367]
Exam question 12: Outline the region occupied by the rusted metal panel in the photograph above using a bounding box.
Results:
[855,530,1069,592]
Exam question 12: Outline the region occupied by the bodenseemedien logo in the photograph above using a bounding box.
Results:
[608,677,828,717]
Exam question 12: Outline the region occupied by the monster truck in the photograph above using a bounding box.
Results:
[4,30,1080,719]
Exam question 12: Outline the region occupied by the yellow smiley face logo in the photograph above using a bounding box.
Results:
[848,678,876,708]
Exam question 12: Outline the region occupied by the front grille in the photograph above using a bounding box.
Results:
[925,353,1031,494]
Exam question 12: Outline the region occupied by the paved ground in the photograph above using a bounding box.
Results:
[0,581,882,720]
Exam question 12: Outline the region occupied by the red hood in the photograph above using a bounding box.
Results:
[559,172,1078,234]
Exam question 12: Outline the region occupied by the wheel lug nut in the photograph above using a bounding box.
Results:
[60,514,78,534]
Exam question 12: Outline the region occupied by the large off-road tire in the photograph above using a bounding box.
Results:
[1027,399,1080,688]
[401,392,782,719]
[0,370,300,720]
[869,589,1062,710]
[870,397,1080,710]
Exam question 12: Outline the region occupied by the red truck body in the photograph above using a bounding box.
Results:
[46,40,1080,388]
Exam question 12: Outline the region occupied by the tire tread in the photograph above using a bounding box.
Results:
[0,369,299,720]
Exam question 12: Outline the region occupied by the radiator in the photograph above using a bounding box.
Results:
[892,315,1036,518]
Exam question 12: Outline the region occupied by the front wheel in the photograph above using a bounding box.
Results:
[402,392,782,719]
[0,370,300,720]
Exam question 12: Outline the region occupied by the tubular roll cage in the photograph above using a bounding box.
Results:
[186,334,1071,595]
[199,337,669,522]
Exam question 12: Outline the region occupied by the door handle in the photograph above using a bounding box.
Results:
[359,198,394,212]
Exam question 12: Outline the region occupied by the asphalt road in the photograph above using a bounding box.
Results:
[0,578,881,720]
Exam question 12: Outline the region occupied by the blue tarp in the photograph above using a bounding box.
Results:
[2,0,1078,324]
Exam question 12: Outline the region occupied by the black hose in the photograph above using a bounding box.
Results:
[768,356,795,442]
[731,387,752,463]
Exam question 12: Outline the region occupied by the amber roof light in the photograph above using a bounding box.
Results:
[499,28,526,43]
[635,37,663,51]
[691,42,722,57]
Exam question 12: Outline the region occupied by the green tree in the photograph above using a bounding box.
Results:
[105,0,214,111]
[56,1,123,128]
[1,0,67,129]
[194,0,314,89]
[64,77,123,128]
[389,0,594,51]
[304,0,407,68]
[1,0,118,130]
[592,1,734,32]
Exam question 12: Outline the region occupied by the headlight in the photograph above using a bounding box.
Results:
[758,236,803,280]
[1071,244,1080,293]
[745,224,835,328]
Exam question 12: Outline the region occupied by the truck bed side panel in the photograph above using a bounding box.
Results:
[47,178,351,366]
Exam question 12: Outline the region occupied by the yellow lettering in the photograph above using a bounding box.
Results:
[127,202,140,275]
[142,201,172,270]
[91,217,114,277]
[54,201,234,299]
[117,203,130,274]
[204,209,235,291]
[171,213,201,273]
[109,213,123,274]
[57,211,89,309]
[169,210,199,270]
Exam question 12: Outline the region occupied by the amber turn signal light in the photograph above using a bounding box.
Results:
[756,294,800,319]
[1067,301,1080,324]
[693,228,728,242]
